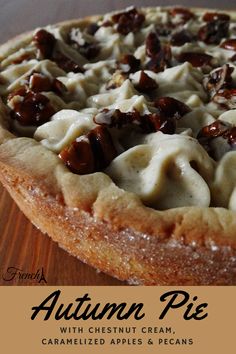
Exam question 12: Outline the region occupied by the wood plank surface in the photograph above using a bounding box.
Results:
[0,0,228,285]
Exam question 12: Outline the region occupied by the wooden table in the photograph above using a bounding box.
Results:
[0,0,229,285]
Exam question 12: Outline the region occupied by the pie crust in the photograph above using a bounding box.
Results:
[0,7,236,285]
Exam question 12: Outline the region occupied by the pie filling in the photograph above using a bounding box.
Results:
[0,7,236,210]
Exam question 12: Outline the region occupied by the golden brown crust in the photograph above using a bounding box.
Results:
[0,7,236,285]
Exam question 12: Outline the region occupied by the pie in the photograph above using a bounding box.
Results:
[0,6,236,285]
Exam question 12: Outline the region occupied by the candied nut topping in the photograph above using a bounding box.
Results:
[59,137,95,174]
[33,29,56,59]
[145,32,161,57]
[169,7,194,24]
[34,29,83,73]
[146,45,172,73]
[213,88,236,109]
[198,20,229,44]
[203,64,234,98]
[220,39,236,51]
[94,97,190,134]
[2,6,236,210]
[177,52,213,67]
[59,126,117,174]
[203,12,230,22]
[198,120,236,159]
[170,29,195,46]
[53,52,84,73]
[94,108,176,134]
[134,71,158,92]
[118,54,141,74]
[28,72,67,95]
[9,90,55,126]
[154,97,191,120]
[111,7,145,35]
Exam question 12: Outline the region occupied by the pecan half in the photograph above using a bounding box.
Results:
[33,29,56,59]
[220,39,236,51]
[111,7,145,35]
[118,54,141,74]
[170,29,195,46]
[213,89,236,109]
[94,98,190,134]
[34,29,83,73]
[177,52,213,67]
[59,126,117,174]
[203,12,230,22]
[94,108,176,135]
[198,120,236,158]
[134,71,158,92]
[28,72,67,95]
[146,45,172,73]
[203,64,234,98]
[198,20,229,45]
[154,97,191,120]
[145,32,161,57]
[9,90,55,126]
[169,7,194,24]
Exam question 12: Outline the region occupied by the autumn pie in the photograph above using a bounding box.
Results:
[0,6,236,285]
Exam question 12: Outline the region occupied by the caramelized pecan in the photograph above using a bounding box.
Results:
[154,97,191,120]
[111,7,145,35]
[59,126,117,174]
[118,54,141,74]
[134,71,158,92]
[169,7,194,24]
[54,52,84,73]
[145,32,161,57]
[220,39,236,51]
[146,45,172,73]
[33,29,56,59]
[203,12,230,22]
[9,90,55,126]
[198,120,230,138]
[34,29,83,73]
[228,127,236,146]
[59,137,95,174]
[203,64,234,97]
[94,98,190,135]
[177,52,213,67]
[94,109,176,134]
[198,20,229,45]
[213,89,236,109]
[28,72,67,95]
[198,120,236,158]
[170,29,195,46]
[94,108,176,134]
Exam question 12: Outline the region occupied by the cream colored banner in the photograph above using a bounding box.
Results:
[1,286,235,354]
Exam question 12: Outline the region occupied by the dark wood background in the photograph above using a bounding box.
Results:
[0,0,230,285]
